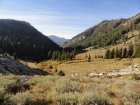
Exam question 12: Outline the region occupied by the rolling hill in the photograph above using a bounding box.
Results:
[48,35,69,46]
[63,13,140,48]
[0,19,61,61]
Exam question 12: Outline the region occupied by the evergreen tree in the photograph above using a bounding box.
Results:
[114,47,119,58]
[119,47,123,58]
[48,50,52,59]
[110,48,115,58]
[67,51,71,60]
[85,53,88,59]
[57,52,61,61]
[52,51,56,60]
[134,43,140,57]
[61,52,65,60]
[122,47,127,58]
[95,55,97,58]
[88,54,91,62]
[73,47,76,58]
[128,41,134,57]
[104,49,110,59]
[138,32,140,39]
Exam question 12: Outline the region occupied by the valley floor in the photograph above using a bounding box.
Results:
[0,74,140,105]
[0,58,140,105]
[35,58,140,75]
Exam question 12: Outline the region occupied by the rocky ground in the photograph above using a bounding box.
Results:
[0,55,47,76]
[89,63,140,77]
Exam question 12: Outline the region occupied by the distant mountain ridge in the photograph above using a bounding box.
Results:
[0,19,60,61]
[63,13,140,48]
[48,35,69,46]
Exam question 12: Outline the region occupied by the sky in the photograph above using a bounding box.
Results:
[0,0,140,39]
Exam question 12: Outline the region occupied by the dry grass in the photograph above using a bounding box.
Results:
[33,57,140,75]
[56,58,135,74]
[20,60,38,69]
[1,74,140,105]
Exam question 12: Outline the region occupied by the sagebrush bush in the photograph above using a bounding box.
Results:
[131,73,138,80]
[0,74,140,105]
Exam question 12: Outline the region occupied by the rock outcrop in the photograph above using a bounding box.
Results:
[89,63,140,77]
[0,55,47,75]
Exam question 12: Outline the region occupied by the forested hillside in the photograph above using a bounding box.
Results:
[63,13,140,48]
[0,19,60,61]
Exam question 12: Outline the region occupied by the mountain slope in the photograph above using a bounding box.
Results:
[63,13,140,48]
[48,35,69,46]
[0,55,47,75]
[0,19,60,61]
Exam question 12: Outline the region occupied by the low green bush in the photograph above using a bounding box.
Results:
[58,70,65,76]
[131,73,138,80]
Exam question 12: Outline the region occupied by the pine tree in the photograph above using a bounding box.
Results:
[138,32,140,39]
[88,54,91,62]
[122,47,127,58]
[61,53,65,60]
[67,51,71,60]
[72,47,76,58]
[111,48,115,58]
[114,47,119,58]
[85,53,88,58]
[57,52,61,61]
[119,47,123,58]
[134,43,140,57]
[52,51,56,60]
[104,49,109,59]
[128,41,134,57]
[95,55,97,58]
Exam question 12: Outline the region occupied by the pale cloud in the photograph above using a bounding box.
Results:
[0,10,60,22]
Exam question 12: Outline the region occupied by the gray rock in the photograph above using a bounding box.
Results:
[0,55,47,76]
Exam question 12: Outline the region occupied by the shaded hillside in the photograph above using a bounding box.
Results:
[48,35,69,46]
[0,55,47,75]
[0,19,60,61]
[63,13,140,48]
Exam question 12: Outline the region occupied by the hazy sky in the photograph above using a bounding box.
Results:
[0,0,140,39]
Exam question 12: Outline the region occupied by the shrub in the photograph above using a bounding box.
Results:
[131,73,138,80]
[49,65,53,69]
[13,53,17,60]
[8,91,30,105]
[58,70,65,76]
[88,54,91,62]
[54,67,57,72]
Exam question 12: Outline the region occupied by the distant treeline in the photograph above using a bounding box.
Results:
[48,48,76,61]
[103,41,140,59]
